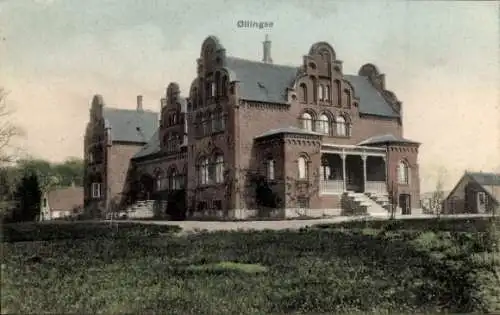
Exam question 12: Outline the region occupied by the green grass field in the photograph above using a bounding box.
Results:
[2,219,500,314]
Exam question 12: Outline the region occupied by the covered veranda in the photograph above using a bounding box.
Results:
[319,143,387,195]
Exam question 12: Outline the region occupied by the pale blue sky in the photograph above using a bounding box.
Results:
[1,0,498,192]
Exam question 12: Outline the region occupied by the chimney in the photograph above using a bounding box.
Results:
[136,95,143,112]
[262,34,273,64]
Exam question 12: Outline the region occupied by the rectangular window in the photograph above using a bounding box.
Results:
[43,198,47,207]
[267,159,275,180]
[91,183,102,199]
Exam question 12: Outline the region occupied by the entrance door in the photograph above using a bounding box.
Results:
[399,194,411,215]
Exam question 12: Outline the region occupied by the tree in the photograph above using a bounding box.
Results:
[430,167,448,217]
[11,170,42,222]
[0,165,20,220]
[0,88,22,165]
[15,157,84,192]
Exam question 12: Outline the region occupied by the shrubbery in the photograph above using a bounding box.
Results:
[1,222,182,242]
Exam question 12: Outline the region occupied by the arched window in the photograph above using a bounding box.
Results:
[195,114,202,137]
[267,158,275,180]
[168,168,179,190]
[298,156,308,180]
[202,112,210,135]
[318,84,324,101]
[210,112,217,133]
[215,72,221,96]
[301,112,313,131]
[335,80,342,106]
[211,82,216,98]
[335,116,347,136]
[215,154,224,183]
[325,85,331,102]
[199,158,210,185]
[300,83,308,103]
[397,160,409,185]
[312,77,318,103]
[212,108,224,132]
[221,75,228,97]
[317,114,330,135]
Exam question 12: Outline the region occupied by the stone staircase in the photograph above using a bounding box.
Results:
[365,192,391,211]
[345,191,389,218]
[122,200,155,219]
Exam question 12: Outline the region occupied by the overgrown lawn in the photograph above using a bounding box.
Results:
[1,219,499,314]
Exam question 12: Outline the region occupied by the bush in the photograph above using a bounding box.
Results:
[1,222,182,242]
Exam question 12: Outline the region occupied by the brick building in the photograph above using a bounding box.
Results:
[83,35,421,219]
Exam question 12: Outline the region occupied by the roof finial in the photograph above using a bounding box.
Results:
[262,34,272,64]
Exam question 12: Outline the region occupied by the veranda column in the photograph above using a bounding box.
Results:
[362,154,367,193]
[341,150,347,192]
[383,156,388,194]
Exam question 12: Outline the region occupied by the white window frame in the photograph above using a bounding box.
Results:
[335,116,347,136]
[215,155,225,183]
[301,113,313,131]
[318,84,324,101]
[298,157,308,180]
[200,158,210,185]
[91,182,101,199]
[318,114,330,135]
[267,159,275,180]
[397,161,409,185]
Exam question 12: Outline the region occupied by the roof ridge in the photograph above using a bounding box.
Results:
[226,55,299,69]
[104,107,158,114]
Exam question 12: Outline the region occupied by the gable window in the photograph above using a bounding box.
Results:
[215,154,225,183]
[202,115,209,136]
[345,89,352,108]
[298,156,308,180]
[267,159,275,180]
[221,76,228,97]
[300,83,308,103]
[301,112,313,131]
[325,85,331,102]
[335,80,342,106]
[317,114,330,135]
[213,109,224,132]
[318,84,324,101]
[91,182,101,199]
[397,160,409,185]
